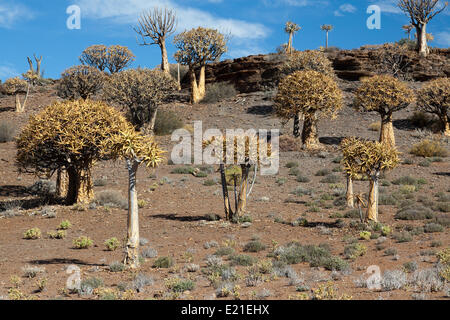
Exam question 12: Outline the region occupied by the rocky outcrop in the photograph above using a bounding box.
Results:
[182,47,449,93]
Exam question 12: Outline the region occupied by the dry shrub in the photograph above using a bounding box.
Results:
[368,122,381,131]
[80,45,135,73]
[154,110,184,136]
[279,135,301,152]
[410,139,448,158]
[201,82,237,103]
[57,65,104,100]
[0,121,15,143]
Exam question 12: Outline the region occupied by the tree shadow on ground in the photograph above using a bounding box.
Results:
[393,119,416,131]
[28,258,107,267]
[149,213,208,222]
[434,172,450,177]
[0,105,14,113]
[0,185,30,197]
[319,136,345,146]
[247,105,274,116]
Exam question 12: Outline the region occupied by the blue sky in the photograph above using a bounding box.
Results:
[0,0,449,81]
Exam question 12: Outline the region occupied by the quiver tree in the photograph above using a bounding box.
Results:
[203,133,274,222]
[320,24,333,49]
[2,77,29,112]
[274,70,343,149]
[284,21,301,54]
[103,68,177,134]
[398,0,448,57]
[341,138,400,222]
[16,99,130,205]
[174,27,228,103]
[278,50,335,137]
[57,65,105,100]
[340,137,361,209]
[104,126,164,268]
[354,75,414,149]
[80,45,135,73]
[26,54,43,80]
[417,77,450,135]
[402,24,414,39]
[134,7,177,74]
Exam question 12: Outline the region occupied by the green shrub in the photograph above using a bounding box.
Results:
[410,140,448,158]
[214,247,234,256]
[288,167,300,176]
[243,240,266,253]
[166,278,195,293]
[58,220,72,230]
[23,228,41,240]
[47,230,66,239]
[395,205,435,220]
[296,174,311,183]
[344,243,367,260]
[154,110,184,136]
[392,231,413,243]
[424,223,444,233]
[229,254,257,266]
[359,231,371,240]
[286,162,299,168]
[201,82,237,103]
[95,190,128,209]
[153,256,174,268]
[104,237,120,251]
[290,186,312,196]
[109,261,126,272]
[171,166,195,174]
[320,174,340,183]
[73,236,93,249]
[315,169,331,176]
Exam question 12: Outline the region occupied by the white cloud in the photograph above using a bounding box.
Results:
[75,0,269,39]
[0,64,19,80]
[0,1,34,28]
[334,3,357,16]
[369,0,403,14]
[436,30,450,46]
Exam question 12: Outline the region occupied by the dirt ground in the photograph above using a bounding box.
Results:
[0,81,449,300]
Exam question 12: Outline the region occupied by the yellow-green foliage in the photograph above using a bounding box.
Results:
[58,220,72,230]
[80,44,135,73]
[1,77,27,95]
[340,137,400,176]
[16,99,130,182]
[57,65,105,100]
[279,50,334,77]
[354,75,414,116]
[103,68,177,130]
[104,237,120,251]
[416,77,449,132]
[275,70,343,120]
[47,230,66,239]
[174,27,228,67]
[73,236,93,249]
[410,139,448,157]
[359,231,371,240]
[23,228,41,240]
[437,248,450,281]
[312,282,352,300]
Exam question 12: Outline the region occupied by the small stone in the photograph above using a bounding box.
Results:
[241,222,252,228]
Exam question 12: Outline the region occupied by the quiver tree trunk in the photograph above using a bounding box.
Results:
[326,31,329,49]
[346,175,354,208]
[293,113,301,138]
[380,113,395,148]
[15,95,23,113]
[301,112,321,150]
[366,172,380,222]
[287,33,293,54]
[56,168,68,198]
[439,115,450,136]
[189,66,206,104]
[416,24,429,57]
[142,107,158,135]
[160,40,170,74]
[65,164,94,205]
[219,164,231,221]
[236,163,251,217]
[124,159,141,268]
